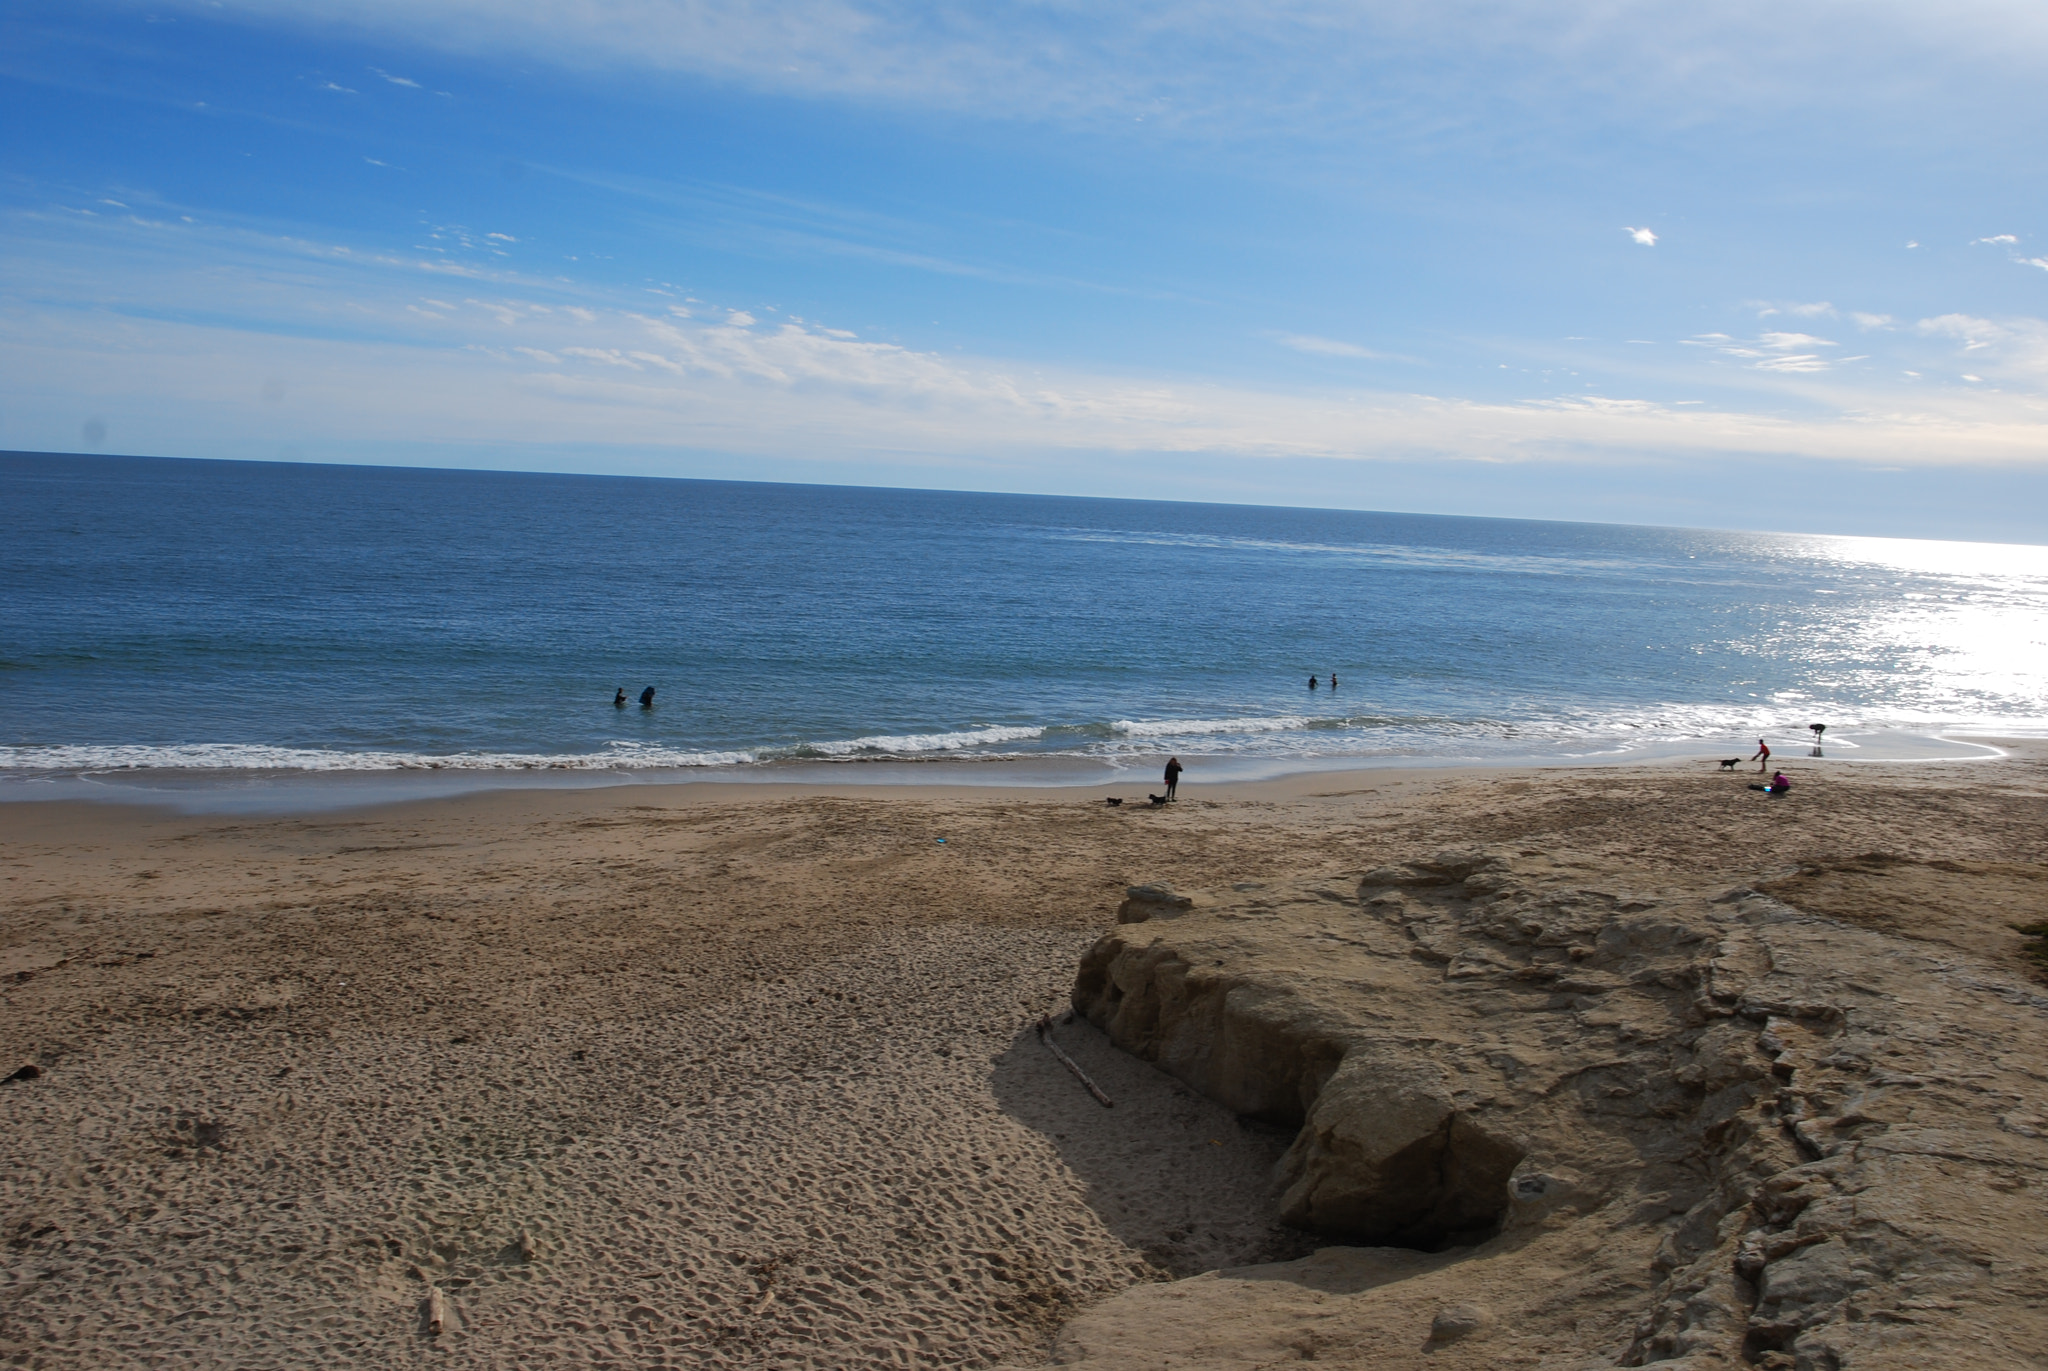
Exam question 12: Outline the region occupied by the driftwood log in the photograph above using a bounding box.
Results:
[425,1286,447,1336]
[1035,1015,1113,1107]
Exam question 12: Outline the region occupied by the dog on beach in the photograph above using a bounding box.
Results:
[1104,797,1123,807]
[1147,793,1169,806]
[1718,758,1742,770]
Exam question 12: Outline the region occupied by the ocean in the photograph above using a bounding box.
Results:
[4,452,2045,806]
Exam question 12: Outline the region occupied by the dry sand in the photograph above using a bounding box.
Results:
[2,745,2045,1368]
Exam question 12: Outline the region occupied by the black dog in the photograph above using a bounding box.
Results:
[1104,797,1123,807]
[1147,793,1169,806]
[1718,758,1742,770]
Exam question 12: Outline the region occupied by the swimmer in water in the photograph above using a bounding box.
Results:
[639,686,656,709]
[614,688,627,708]
[1308,675,1319,690]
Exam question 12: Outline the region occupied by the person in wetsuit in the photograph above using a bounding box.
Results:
[639,686,656,708]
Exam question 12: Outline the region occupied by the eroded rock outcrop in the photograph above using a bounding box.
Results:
[1056,849,2048,1369]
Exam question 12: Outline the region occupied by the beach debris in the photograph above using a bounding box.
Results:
[425,1285,448,1336]
[1035,1015,1113,1108]
[4,1064,41,1083]
[516,1230,537,1262]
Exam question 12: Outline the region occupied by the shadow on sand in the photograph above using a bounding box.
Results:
[989,1010,1317,1278]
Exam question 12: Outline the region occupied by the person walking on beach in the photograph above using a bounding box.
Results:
[1164,756,1182,801]
[639,686,656,709]
[1751,737,1770,773]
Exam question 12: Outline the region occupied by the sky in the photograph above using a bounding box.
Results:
[3,0,2047,540]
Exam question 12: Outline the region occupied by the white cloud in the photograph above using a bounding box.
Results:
[1684,330,1838,372]
[726,311,757,326]
[1974,234,2019,245]
[131,0,2048,157]
[13,206,2048,479]
[320,81,358,93]
[1625,226,1657,246]
[1270,332,1403,360]
[1851,312,1895,329]
[370,67,421,88]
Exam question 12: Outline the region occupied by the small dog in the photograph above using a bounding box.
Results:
[1147,793,1169,806]
[1104,797,1123,807]
[1718,758,1742,770]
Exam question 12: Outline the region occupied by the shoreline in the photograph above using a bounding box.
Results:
[0,728,2026,817]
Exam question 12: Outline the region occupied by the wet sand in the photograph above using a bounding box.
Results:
[3,744,2044,1367]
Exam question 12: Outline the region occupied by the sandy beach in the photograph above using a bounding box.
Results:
[4,745,2046,1368]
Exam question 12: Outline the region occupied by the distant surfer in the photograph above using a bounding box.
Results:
[1164,756,1182,801]
[639,686,656,709]
[614,688,627,708]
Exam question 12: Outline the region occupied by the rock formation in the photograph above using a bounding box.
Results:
[1050,850,2048,1368]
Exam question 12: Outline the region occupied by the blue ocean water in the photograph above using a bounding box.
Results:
[3,453,2045,795]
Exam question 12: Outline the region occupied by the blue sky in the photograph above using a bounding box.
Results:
[4,0,2047,539]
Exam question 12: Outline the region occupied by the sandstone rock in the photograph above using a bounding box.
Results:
[1053,847,2048,1370]
[1115,884,1195,925]
[1428,1302,1488,1342]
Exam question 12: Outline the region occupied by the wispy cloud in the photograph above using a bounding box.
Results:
[1269,332,1407,361]
[1624,226,1657,246]
[9,210,2048,475]
[1974,234,2019,245]
[369,67,421,88]
[1684,331,1839,372]
[139,0,2048,156]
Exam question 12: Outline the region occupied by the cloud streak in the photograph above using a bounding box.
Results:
[131,0,2048,154]
[1269,332,1408,361]
[7,216,2048,474]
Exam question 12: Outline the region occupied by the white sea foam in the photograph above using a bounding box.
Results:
[1110,715,1312,738]
[0,743,759,773]
[797,725,1044,756]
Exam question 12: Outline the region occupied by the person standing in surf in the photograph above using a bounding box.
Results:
[1164,756,1182,801]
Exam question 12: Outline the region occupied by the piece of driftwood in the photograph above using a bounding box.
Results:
[1035,1015,1113,1107]
[426,1286,447,1336]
